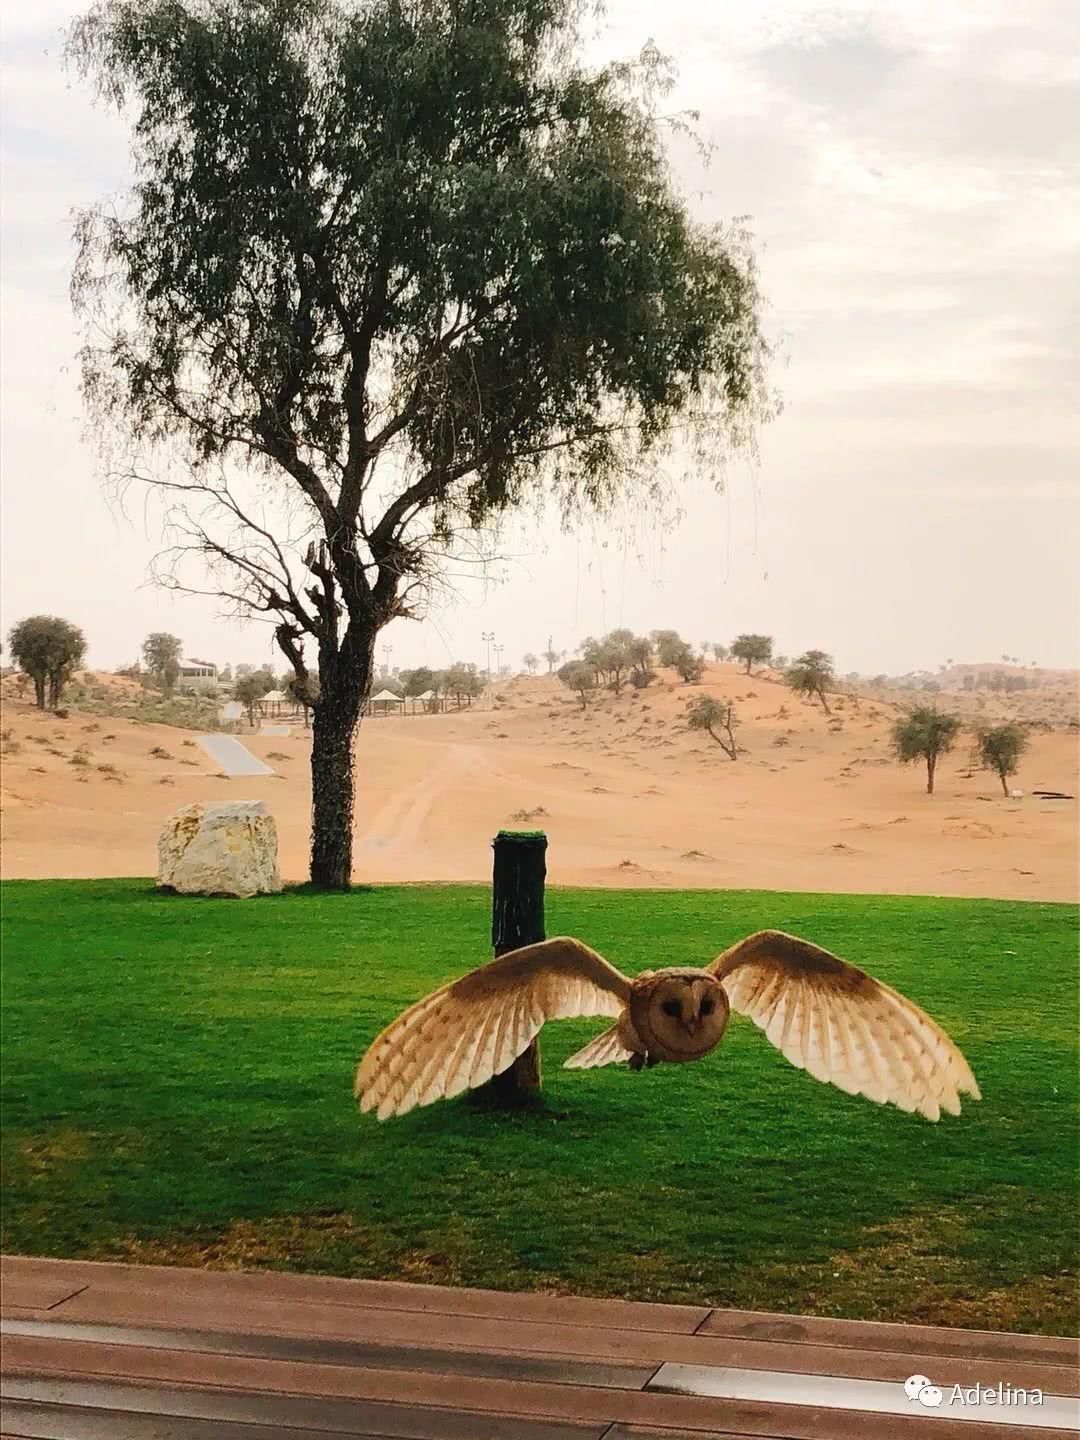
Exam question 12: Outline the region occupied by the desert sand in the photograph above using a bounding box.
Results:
[1,666,1077,901]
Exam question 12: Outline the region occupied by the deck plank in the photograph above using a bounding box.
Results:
[1,1257,707,1333]
[1,1377,606,1438]
[7,1298,1072,1394]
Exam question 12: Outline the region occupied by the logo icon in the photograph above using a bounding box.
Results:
[906,1374,943,1408]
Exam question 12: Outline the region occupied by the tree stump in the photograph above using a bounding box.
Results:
[482,829,547,1102]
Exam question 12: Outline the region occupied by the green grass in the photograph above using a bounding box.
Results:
[2,880,1076,1333]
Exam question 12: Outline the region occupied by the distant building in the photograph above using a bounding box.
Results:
[178,658,218,694]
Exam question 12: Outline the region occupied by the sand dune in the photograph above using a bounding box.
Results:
[1,666,1076,900]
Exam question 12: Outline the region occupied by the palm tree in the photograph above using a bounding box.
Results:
[785,649,835,713]
[892,707,962,795]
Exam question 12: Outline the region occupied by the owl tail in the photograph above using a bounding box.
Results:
[563,1024,635,1070]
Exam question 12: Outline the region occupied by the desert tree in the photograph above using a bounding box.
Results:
[685,695,737,759]
[711,642,728,661]
[627,635,655,688]
[730,632,772,674]
[891,706,961,795]
[973,723,1029,797]
[650,629,686,668]
[399,665,436,698]
[785,649,835,713]
[671,641,704,683]
[522,652,538,675]
[542,646,561,675]
[233,669,274,726]
[444,661,482,709]
[8,616,87,710]
[558,658,597,709]
[141,631,182,694]
[69,0,770,888]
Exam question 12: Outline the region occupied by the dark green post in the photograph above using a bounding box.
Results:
[486,829,547,1099]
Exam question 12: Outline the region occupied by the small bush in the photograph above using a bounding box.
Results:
[266,750,289,762]
[159,775,175,785]
[69,748,92,767]
[149,746,172,759]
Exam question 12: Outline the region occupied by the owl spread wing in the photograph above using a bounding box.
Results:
[355,937,631,1119]
[710,930,980,1121]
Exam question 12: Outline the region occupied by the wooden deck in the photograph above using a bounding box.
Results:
[1,1255,1076,1438]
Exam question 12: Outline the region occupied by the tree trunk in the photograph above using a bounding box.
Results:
[927,756,936,795]
[818,688,831,715]
[309,648,371,890]
[481,830,547,1102]
[1000,771,1009,797]
[33,674,46,709]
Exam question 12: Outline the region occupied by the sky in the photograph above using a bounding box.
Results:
[2,0,1078,678]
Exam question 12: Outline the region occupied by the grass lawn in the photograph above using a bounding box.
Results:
[1,879,1076,1334]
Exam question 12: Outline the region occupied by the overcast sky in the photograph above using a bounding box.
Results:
[2,0,1078,677]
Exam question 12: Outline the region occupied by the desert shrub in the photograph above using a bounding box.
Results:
[266,751,289,762]
[149,746,172,759]
[685,696,738,760]
[69,747,91,767]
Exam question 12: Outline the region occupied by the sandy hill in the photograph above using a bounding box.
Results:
[2,662,1076,900]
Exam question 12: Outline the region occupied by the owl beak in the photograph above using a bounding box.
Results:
[685,1017,698,1037]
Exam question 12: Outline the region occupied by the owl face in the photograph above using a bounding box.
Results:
[631,968,730,1063]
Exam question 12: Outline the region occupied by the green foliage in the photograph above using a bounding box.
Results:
[398,666,436,698]
[650,630,685,667]
[443,662,483,707]
[7,615,88,710]
[670,642,704,684]
[730,633,772,673]
[974,723,1029,796]
[233,668,274,724]
[558,659,596,708]
[685,695,737,758]
[785,649,835,713]
[891,706,962,794]
[2,880,1075,1331]
[522,652,539,675]
[141,632,182,695]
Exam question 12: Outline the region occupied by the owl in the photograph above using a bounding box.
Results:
[355,929,980,1122]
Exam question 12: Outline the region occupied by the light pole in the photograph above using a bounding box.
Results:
[493,642,504,679]
[382,643,393,677]
[482,631,495,684]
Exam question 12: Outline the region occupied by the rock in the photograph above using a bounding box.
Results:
[158,801,282,897]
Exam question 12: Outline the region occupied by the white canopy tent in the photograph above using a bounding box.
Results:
[369,689,405,716]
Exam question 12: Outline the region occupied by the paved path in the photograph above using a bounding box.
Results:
[198,734,274,777]
[2,1255,1076,1437]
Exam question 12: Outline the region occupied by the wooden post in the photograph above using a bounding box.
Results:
[484,829,547,1100]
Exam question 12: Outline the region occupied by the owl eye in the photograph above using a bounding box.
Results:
[700,998,715,1016]
[660,999,682,1019]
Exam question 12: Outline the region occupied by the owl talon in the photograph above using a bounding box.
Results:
[628,1052,646,1072]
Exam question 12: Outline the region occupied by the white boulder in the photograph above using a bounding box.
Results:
[158,800,282,897]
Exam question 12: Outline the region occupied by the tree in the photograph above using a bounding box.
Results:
[730,633,772,674]
[785,649,835,713]
[686,696,738,759]
[650,630,686,668]
[142,632,183,695]
[711,643,728,662]
[579,628,637,690]
[444,662,483,709]
[627,636,655,689]
[542,647,560,675]
[973,723,1029,797]
[69,0,769,888]
[399,666,436,698]
[285,670,320,726]
[891,707,961,795]
[670,642,704,683]
[522,652,538,675]
[8,616,87,710]
[234,669,274,726]
[558,659,596,709]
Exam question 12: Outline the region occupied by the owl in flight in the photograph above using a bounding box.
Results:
[355,930,980,1123]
